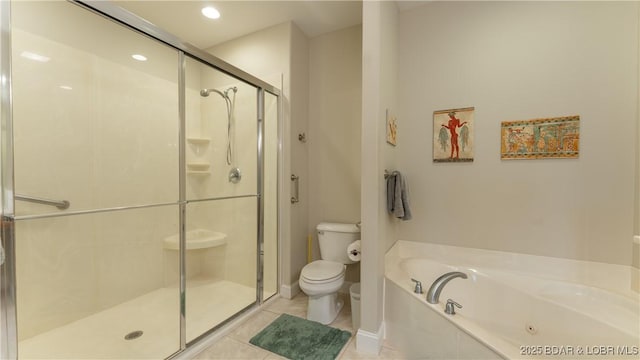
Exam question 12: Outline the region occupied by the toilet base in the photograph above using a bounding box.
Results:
[306,292,343,325]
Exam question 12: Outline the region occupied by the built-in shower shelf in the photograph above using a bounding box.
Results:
[187,137,210,145]
[187,170,210,175]
[164,229,227,250]
[187,162,210,171]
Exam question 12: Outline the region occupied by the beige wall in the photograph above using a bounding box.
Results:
[634,4,640,281]
[360,0,398,353]
[208,22,310,296]
[289,24,311,292]
[209,22,365,294]
[307,25,362,281]
[396,1,638,266]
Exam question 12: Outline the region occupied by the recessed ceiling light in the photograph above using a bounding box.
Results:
[20,51,50,63]
[201,6,220,19]
[59,85,73,90]
[131,54,147,61]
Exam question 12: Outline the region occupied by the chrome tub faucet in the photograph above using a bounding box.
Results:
[426,271,467,304]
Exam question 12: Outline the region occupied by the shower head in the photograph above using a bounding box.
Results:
[200,88,226,98]
[200,86,238,167]
[200,87,238,98]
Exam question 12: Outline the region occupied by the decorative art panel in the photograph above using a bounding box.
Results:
[386,109,397,146]
[501,115,580,159]
[433,107,474,163]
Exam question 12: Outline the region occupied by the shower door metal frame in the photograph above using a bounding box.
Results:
[257,89,265,304]
[0,1,282,358]
[1,0,18,358]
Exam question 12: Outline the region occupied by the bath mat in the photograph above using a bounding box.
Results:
[249,313,351,360]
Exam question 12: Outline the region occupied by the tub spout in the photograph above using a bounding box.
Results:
[426,271,467,304]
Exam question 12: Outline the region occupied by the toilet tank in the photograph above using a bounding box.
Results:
[317,222,360,264]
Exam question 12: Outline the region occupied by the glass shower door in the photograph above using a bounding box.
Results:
[183,56,259,342]
[9,2,181,358]
[3,1,281,358]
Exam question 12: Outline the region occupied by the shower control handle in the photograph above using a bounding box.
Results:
[445,299,462,315]
[228,167,242,184]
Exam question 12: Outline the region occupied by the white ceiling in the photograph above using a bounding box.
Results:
[112,0,364,50]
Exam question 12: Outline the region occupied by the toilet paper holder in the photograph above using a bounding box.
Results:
[347,239,361,261]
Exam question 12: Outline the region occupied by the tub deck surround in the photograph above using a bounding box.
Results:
[388,241,638,298]
[384,241,640,360]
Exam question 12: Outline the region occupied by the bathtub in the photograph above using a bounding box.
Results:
[384,241,640,359]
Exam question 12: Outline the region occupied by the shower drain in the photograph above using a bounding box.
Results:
[124,330,144,340]
[525,323,538,335]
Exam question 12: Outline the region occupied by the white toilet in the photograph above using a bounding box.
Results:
[299,222,360,324]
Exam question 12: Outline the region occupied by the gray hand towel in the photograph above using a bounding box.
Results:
[386,171,412,221]
[386,173,396,214]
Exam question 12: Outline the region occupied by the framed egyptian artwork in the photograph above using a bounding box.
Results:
[500,115,580,159]
[433,107,474,163]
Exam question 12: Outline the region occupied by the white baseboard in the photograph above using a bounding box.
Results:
[356,322,385,355]
[280,282,300,299]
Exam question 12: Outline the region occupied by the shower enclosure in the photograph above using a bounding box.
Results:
[0,1,280,359]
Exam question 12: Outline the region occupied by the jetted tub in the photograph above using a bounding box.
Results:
[384,241,640,359]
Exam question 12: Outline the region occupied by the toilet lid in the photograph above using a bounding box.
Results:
[301,260,345,283]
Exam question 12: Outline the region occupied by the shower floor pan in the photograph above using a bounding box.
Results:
[18,279,256,359]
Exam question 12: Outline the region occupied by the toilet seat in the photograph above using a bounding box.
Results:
[300,260,345,284]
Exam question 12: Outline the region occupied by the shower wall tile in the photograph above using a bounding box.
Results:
[12,2,265,344]
[93,206,177,309]
[12,29,95,217]
[16,217,98,340]
[12,25,179,218]
[185,57,258,201]
[15,205,178,340]
[12,3,184,340]
[187,198,257,288]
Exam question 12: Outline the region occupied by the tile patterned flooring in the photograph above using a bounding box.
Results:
[193,292,405,360]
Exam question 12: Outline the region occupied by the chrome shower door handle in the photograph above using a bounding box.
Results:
[291,174,299,204]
